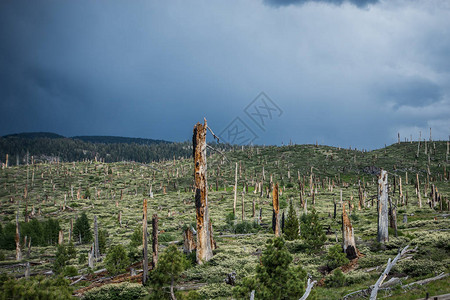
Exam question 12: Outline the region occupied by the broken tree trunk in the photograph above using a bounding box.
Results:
[58,230,64,245]
[94,215,100,259]
[143,198,149,285]
[377,170,389,243]
[342,202,358,259]
[193,120,213,264]
[152,213,158,270]
[273,183,280,237]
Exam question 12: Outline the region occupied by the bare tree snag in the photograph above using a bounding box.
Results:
[273,183,280,237]
[377,170,389,243]
[143,198,149,285]
[369,245,410,300]
[5,154,8,168]
[416,173,422,208]
[234,162,238,215]
[69,218,73,241]
[388,196,398,237]
[342,202,358,259]
[242,192,245,221]
[15,212,21,261]
[152,213,158,269]
[94,216,100,259]
[183,227,196,253]
[252,197,256,218]
[193,120,213,264]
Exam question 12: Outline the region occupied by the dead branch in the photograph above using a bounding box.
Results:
[299,278,317,300]
[369,245,409,300]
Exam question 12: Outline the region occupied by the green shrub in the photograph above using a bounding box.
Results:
[105,244,129,275]
[394,259,446,277]
[73,212,92,244]
[1,275,72,299]
[63,265,78,277]
[284,200,299,241]
[325,269,346,287]
[82,282,148,300]
[300,208,326,251]
[233,237,307,299]
[325,244,349,270]
[235,221,257,234]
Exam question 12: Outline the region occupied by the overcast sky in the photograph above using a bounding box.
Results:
[0,0,449,149]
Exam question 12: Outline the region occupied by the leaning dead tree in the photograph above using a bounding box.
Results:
[273,183,281,237]
[142,198,149,285]
[369,245,410,300]
[193,119,213,264]
[342,202,358,259]
[377,170,389,243]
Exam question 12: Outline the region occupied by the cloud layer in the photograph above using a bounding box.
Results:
[0,0,449,149]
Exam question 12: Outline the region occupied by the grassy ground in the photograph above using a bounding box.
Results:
[0,141,448,299]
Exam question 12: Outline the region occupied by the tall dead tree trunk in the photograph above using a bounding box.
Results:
[193,120,213,264]
[94,215,100,259]
[234,162,238,216]
[273,183,280,236]
[142,198,149,285]
[416,173,422,208]
[342,202,358,259]
[15,212,21,261]
[183,227,196,253]
[152,213,158,269]
[241,192,245,221]
[377,170,389,243]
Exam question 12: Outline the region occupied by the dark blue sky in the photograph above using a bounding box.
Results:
[0,0,449,149]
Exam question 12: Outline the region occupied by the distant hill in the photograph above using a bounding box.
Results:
[71,135,170,145]
[0,132,232,164]
[3,132,65,139]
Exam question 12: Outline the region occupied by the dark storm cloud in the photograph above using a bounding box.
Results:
[263,0,379,8]
[0,0,449,148]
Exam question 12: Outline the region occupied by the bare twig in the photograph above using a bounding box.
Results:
[206,144,229,162]
[206,125,220,143]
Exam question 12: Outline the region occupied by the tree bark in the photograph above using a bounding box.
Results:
[94,215,100,258]
[152,213,158,269]
[417,173,422,208]
[183,227,196,253]
[193,120,213,264]
[142,198,148,285]
[273,183,280,236]
[15,212,21,261]
[342,202,358,259]
[377,170,389,243]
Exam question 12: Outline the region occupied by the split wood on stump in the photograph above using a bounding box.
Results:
[193,119,213,264]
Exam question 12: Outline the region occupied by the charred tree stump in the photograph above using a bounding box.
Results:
[193,120,213,264]
[377,170,389,243]
[342,202,358,259]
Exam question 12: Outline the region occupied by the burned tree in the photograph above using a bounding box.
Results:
[193,119,213,264]
[377,170,389,243]
[272,183,281,237]
[342,202,358,259]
